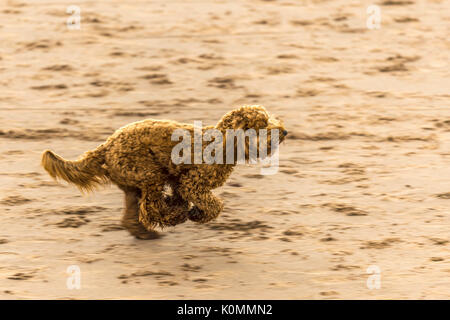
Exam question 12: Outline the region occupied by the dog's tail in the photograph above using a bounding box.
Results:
[41,145,108,192]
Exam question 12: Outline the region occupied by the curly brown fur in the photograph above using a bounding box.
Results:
[41,105,287,239]
[41,147,108,193]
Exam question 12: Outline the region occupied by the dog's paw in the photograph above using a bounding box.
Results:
[134,230,162,240]
[188,207,207,223]
[122,219,162,240]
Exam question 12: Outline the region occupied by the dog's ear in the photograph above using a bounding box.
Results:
[237,106,269,131]
[216,108,242,130]
[216,106,269,131]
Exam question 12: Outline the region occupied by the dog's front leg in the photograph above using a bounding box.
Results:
[177,168,226,224]
[179,188,224,224]
[139,186,190,229]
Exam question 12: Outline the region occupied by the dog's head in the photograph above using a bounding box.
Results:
[216,105,287,162]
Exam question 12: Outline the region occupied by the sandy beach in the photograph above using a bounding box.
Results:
[0,0,449,299]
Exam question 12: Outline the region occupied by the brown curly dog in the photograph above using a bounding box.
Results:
[41,105,287,239]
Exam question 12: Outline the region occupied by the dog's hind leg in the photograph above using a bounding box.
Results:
[138,185,190,229]
[120,186,161,240]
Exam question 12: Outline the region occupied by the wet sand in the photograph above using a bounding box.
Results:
[0,0,449,299]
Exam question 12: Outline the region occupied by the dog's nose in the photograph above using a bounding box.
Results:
[282,130,288,136]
